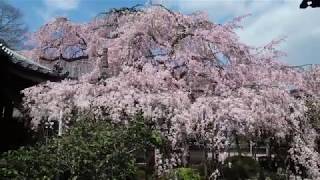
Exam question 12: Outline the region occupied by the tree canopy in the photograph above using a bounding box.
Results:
[0,1,27,48]
[21,5,320,178]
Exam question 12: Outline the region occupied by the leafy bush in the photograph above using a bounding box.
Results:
[0,112,163,179]
[222,156,259,180]
[168,168,201,180]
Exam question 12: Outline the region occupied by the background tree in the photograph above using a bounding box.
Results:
[0,0,27,48]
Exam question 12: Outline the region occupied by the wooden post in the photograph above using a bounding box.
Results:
[182,143,189,167]
[58,110,63,136]
[4,101,13,121]
[56,110,63,180]
[0,103,4,120]
[203,146,208,179]
[266,141,269,157]
[250,141,253,157]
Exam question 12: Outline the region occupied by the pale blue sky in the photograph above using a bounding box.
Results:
[8,0,147,31]
[5,0,320,65]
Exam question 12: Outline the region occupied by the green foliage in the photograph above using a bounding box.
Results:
[0,141,62,179]
[0,113,163,179]
[222,156,260,180]
[168,168,201,180]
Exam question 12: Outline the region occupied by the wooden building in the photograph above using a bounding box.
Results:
[0,42,66,152]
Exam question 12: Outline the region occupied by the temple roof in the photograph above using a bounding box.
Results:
[0,43,65,80]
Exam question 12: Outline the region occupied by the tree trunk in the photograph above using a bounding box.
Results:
[235,134,242,156]
[203,146,208,179]
[182,143,189,167]
[145,147,155,180]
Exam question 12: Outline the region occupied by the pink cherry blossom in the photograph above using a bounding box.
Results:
[21,5,320,178]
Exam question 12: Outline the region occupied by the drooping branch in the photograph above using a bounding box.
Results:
[98,4,144,17]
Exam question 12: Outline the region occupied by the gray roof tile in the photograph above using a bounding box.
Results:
[0,43,64,78]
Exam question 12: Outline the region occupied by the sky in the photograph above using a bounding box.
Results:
[5,0,320,65]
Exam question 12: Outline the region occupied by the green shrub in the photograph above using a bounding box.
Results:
[0,112,164,179]
[168,168,201,180]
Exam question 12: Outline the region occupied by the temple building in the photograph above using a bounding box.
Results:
[0,42,66,152]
